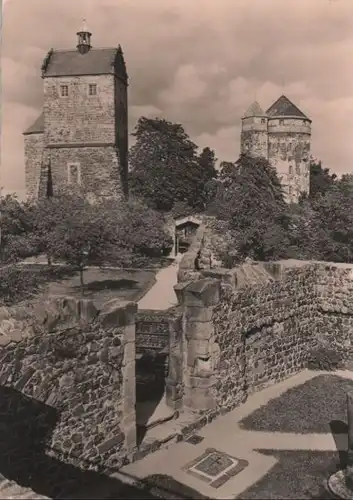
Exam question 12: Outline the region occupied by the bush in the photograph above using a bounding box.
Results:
[307,346,344,371]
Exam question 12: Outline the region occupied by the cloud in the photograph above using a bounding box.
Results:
[1,0,353,194]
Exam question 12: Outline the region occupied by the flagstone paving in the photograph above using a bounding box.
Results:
[117,369,353,499]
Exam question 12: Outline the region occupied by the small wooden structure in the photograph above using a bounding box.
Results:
[174,216,201,255]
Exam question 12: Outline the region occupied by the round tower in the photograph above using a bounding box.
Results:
[241,101,268,159]
[266,95,312,203]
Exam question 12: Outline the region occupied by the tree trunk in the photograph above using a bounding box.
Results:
[47,254,52,266]
[79,268,85,298]
[346,392,353,489]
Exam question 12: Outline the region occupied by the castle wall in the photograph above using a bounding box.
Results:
[24,133,44,200]
[0,296,137,475]
[241,117,268,158]
[267,118,311,203]
[43,75,116,146]
[47,145,124,199]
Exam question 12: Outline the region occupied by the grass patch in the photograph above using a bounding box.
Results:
[42,267,157,308]
[1,264,157,308]
[239,449,342,499]
[239,375,353,433]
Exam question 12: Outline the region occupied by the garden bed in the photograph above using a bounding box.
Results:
[239,374,353,434]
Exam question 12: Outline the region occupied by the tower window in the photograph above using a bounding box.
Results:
[289,165,293,175]
[67,163,81,185]
[60,84,69,97]
[88,83,97,96]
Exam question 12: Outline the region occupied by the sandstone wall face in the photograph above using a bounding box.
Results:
[241,129,268,158]
[212,265,318,410]
[24,133,44,200]
[316,264,353,363]
[268,131,310,202]
[43,75,116,145]
[0,296,136,474]
[47,145,123,199]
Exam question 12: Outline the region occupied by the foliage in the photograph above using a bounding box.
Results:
[0,265,75,306]
[129,117,217,212]
[34,188,118,296]
[104,197,173,259]
[0,193,39,264]
[207,154,291,263]
[309,159,337,200]
[309,175,353,262]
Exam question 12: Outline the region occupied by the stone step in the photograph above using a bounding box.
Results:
[136,399,176,430]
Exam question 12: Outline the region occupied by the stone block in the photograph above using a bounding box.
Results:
[123,324,135,343]
[97,432,124,454]
[184,375,216,389]
[185,306,213,323]
[99,300,137,329]
[174,281,193,306]
[185,321,214,341]
[186,339,210,366]
[184,279,220,307]
[123,341,135,365]
[80,299,98,323]
[183,387,216,411]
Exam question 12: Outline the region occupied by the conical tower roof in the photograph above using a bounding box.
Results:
[266,95,309,119]
[242,101,266,118]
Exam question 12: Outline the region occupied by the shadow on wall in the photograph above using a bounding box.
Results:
[135,353,168,446]
[0,385,204,499]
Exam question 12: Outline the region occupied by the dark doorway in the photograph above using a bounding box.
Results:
[135,352,169,445]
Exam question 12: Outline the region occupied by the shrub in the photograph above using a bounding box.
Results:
[307,346,344,371]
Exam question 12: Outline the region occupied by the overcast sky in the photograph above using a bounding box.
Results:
[1,0,353,197]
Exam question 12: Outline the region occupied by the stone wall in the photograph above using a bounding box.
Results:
[0,296,136,473]
[24,133,44,200]
[177,223,211,282]
[175,259,353,417]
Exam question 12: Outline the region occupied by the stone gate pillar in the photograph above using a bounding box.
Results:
[175,278,221,412]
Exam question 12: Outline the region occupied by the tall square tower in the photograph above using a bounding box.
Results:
[23,23,128,201]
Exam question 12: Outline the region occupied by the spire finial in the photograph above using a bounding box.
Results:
[81,18,88,32]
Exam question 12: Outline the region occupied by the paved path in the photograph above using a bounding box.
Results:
[118,369,353,499]
[138,254,183,310]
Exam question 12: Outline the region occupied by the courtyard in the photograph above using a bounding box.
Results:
[109,370,353,500]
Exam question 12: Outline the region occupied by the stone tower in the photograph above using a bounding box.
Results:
[240,95,312,203]
[23,23,129,201]
[241,101,268,159]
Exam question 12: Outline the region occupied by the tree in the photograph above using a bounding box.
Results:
[309,159,337,199]
[309,174,353,262]
[109,198,174,259]
[0,193,38,264]
[41,190,118,296]
[129,117,217,212]
[207,154,291,263]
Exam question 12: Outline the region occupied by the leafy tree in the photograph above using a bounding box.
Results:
[207,154,291,263]
[0,193,38,264]
[309,159,337,199]
[310,174,353,262]
[129,117,217,212]
[41,189,118,296]
[107,198,174,259]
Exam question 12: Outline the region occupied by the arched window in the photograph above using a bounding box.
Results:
[289,165,293,175]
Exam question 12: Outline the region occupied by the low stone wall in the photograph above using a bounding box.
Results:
[0,296,137,474]
[177,224,209,282]
[175,259,353,417]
